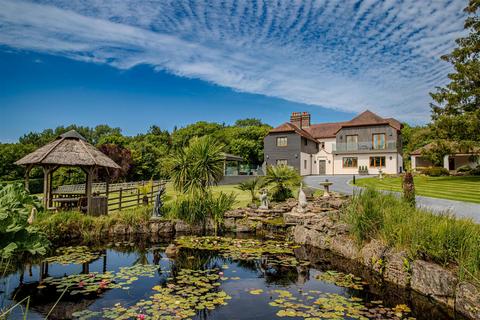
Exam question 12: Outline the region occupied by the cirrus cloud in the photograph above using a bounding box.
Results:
[0,0,467,121]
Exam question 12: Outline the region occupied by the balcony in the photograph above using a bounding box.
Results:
[333,141,397,153]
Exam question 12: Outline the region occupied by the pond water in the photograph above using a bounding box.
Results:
[0,234,464,320]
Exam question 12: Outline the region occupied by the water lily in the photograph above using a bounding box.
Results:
[137,313,145,320]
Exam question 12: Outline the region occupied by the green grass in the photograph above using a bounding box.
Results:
[344,188,480,283]
[354,175,480,203]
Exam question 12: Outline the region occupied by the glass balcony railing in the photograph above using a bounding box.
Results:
[332,141,397,152]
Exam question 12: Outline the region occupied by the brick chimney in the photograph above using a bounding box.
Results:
[301,112,311,128]
[290,112,311,129]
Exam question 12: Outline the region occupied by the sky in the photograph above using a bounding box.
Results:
[0,0,468,142]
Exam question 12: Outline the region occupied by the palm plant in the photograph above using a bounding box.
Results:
[263,165,301,201]
[170,136,224,193]
[236,177,263,204]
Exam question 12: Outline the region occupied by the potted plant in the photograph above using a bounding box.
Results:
[137,179,153,205]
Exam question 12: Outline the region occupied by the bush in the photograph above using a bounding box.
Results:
[456,165,472,173]
[343,188,480,282]
[263,165,301,202]
[0,184,50,258]
[421,166,449,176]
[470,165,480,176]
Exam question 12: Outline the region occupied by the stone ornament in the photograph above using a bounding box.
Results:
[259,189,269,209]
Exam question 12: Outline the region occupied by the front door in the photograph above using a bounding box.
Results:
[319,160,326,175]
[449,157,455,171]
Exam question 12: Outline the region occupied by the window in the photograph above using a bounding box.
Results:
[276,159,288,166]
[343,157,358,168]
[276,137,287,147]
[346,135,358,151]
[370,156,386,167]
[304,160,307,169]
[372,133,386,149]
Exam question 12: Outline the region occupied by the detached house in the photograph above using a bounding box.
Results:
[264,110,403,175]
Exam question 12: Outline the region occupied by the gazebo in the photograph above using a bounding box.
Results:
[15,130,120,214]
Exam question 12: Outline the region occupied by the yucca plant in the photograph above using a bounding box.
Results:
[263,165,301,202]
[236,177,264,204]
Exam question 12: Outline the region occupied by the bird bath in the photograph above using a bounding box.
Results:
[319,179,333,198]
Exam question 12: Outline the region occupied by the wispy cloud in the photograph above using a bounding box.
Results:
[0,0,467,121]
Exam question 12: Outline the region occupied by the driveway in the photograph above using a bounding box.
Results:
[304,175,480,223]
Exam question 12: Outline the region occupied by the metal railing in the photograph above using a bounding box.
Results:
[333,141,397,152]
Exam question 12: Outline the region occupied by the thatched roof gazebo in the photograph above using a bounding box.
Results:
[15,130,120,214]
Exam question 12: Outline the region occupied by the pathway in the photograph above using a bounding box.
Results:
[304,175,480,223]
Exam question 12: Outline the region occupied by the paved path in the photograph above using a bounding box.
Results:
[304,175,480,223]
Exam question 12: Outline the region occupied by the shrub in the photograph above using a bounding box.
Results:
[421,166,449,176]
[236,177,264,205]
[402,172,415,206]
[0,184,50,258]
[263,165,301,202]
[456,165,472,173]
[343,188,480,282]
[470,165,480,176]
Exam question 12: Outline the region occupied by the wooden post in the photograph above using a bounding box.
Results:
[119,187,123,211]
[150,182,154,203]
[85,167,94,214]
[137,187,140,205]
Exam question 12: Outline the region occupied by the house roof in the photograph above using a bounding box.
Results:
[15,130,121,169]
[269,110,402,141]
[269,122,318,142]
[304,122,347,139]
[411,142,480,156]
[335,110,402,132]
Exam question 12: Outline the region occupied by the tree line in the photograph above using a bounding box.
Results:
[0,119,271,186]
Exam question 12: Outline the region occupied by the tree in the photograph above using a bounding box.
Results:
[263,165,301,202]
[429,0,480,156]
[170,136,225,193]
[97,144,132,182]
[234,118,264,127]
[402,172,416,207]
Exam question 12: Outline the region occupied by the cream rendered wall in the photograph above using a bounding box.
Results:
[313,138,335,175]
[300,152,313,176]
[333,153,399,175]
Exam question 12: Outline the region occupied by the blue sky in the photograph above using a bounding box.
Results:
[0,0,467,142]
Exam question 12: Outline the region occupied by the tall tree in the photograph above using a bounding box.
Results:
[429,0,480,154]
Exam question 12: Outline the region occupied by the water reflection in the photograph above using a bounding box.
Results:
[0,235,465,320]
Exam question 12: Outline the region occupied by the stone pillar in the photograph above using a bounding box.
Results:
[443,155,449,170]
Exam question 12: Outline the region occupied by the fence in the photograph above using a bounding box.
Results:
[53,180,167,213]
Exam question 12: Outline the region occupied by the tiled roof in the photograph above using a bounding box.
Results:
[336,110,402,132]
[304,122,347,139]
[269,110,402,141]
[269,122,318,142]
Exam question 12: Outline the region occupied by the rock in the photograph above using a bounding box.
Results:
[358,239,388,274]
[293,225,331,250]
[174,220,203,233]
[411,260,458,307]
[165,244,178,258]
[223,218,236,230]
[283,212,316,225]
[455,282,480,319]
[225,209,246,218]
[383,250,411,287]
[330,234,358,260]
[235,219,257,232]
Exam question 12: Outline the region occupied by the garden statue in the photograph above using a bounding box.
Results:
[259,189,269,209]
[152,185,166,217]
[27,207,37,224]
[378,168,383,179]
[297,183,308,213]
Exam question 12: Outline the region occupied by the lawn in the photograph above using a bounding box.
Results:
[354,175,480,204]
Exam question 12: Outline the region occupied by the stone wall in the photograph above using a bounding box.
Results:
[292,212,480,319]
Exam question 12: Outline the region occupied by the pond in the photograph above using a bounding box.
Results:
[0,234,464,320]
